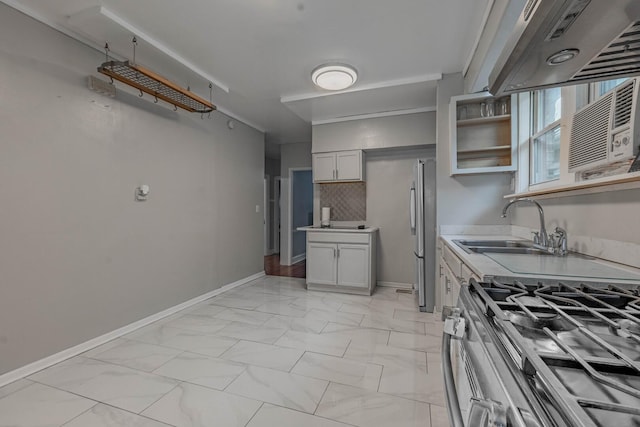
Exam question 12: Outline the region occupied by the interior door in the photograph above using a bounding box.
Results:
[337,244,369,288]
[307,243,337,285]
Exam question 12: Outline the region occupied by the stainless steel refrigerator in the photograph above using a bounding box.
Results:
[410,159,436,312]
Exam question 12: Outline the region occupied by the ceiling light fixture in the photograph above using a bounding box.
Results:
[311,64,358,91]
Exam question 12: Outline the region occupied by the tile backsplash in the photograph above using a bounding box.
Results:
[319,182,366,221]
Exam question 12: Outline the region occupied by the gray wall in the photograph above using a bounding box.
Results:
[312,112,436,153]
[510,190,640,245]
[366,148,436,285]
[0,6,264,375]
[311,114,437,285]
[280,142,312,264]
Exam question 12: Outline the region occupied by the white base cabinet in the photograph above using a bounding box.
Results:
[439,238,480,308]
[306,230,377,295]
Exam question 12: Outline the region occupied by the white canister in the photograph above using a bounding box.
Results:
[321,207,331,228]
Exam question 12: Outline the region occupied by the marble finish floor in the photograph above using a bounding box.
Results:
[0,276,449,427]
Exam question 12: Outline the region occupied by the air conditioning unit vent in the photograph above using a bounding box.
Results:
[614,80,635,129]
[568,78,640,173]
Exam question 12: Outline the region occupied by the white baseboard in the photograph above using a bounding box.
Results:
[291,253,306,265]
[0,271,266,388]
[377,281,413,290]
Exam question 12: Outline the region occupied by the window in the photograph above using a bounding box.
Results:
[530,88,561,185]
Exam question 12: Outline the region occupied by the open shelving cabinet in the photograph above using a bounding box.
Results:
[449,92,517,175]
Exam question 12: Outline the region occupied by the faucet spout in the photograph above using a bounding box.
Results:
[501,198,548,248]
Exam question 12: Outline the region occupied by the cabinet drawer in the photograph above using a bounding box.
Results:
[307,232,370,244]
[443,245,462,278]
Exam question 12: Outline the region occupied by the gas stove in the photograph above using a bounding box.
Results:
[443,278,640,427]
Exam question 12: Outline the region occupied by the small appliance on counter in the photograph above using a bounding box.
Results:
[321,207,331,228]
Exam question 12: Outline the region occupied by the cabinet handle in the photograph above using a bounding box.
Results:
[337,248,340,258]
[335,169,338,180]
[446,277,451,293]
[439,265,443,277]
[333,248,336,258]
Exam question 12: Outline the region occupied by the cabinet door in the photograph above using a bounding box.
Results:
[441,259,456,307]
[313,153,336,182]
[337,244,369,288]
[336,151,362,181]
[307,243,337,285]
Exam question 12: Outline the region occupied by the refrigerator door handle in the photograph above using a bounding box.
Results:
[409,187,416,235]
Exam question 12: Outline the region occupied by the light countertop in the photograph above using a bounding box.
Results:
[440,234,640,286]
[297,226,379,234]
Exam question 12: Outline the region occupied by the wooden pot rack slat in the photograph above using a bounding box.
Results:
[98,61,216,114]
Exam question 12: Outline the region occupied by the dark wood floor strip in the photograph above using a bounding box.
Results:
[264,254,306,278]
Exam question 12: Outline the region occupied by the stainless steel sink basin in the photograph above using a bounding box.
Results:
[453,239,553,256]
[454,239,534,248]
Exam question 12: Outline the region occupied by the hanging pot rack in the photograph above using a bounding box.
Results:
[98,60,215,114]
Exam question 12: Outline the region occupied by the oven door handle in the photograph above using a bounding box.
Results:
[442,332,465,427]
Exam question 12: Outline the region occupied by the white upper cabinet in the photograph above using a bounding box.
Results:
[312,150,364,183]
[449,92,517,175]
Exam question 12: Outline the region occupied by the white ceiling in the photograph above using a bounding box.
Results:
[3,0,491,146]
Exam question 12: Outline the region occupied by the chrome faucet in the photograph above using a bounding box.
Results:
[501,198,549,248]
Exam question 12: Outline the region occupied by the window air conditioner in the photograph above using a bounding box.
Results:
[569,78,640,173]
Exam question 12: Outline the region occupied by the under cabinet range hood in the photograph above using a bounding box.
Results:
[489,0,640,95]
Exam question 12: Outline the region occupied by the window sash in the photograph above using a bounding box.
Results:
[529,120,561,185]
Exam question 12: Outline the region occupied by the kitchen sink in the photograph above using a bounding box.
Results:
[453,239,553,256]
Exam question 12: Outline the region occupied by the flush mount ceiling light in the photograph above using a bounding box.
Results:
[547,49,580,65]
[311,64,358,91]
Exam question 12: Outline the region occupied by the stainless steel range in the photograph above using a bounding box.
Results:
[442,278,640,427]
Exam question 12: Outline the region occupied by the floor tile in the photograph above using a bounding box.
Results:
[0,378,33,400]
[262,315,327,334]
[184,303,228,318]
[429,404,451,427]
[63,403,170,427]
[321,323,390,349]
[209,296,265,310]
[360,314,426,334]
[142,383,261,427]
[215,321,287,344]
[388,332,442,353]
[153,352,246,390]
[84,338,183,372]
[344,344,427,373]
[291,352,382,391]
[127,325,237,357]
[213,308,273,325]
[254,300,309,317]
[378,368,445,405]
[28,357,177,413]
[394,309,440,323]
[338,301,395,317]
[424,321,444,337]
[0,382,95,427]
[246,404,351,427]
[220,340,304,371]
[305,308,363,326]
[315,382,431,427]
[275,330,351,357]
[162,314,231,335]
[225,366,328,414]
[289,296,343,312]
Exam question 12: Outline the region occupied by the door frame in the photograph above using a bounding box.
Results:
[273,176,281,255]
[282,167,312,266]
